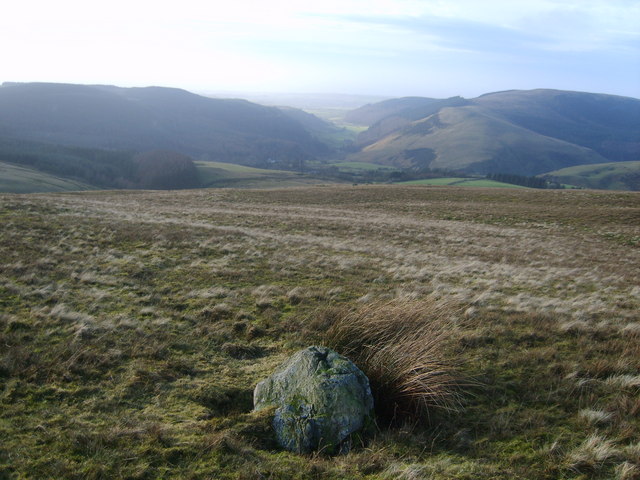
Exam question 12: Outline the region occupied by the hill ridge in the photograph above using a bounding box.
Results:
[0,82,331,170]
[346,89,640,175]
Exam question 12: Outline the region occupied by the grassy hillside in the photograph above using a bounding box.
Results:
[0,135,334,192]
[346,90,639,176]
[196,161,328,188]
[0,82,330,170]
[476,90,640,162]
[350,106,606,174]
[344,97,441,126]
[542,161,640,191]
[353,97,471,148]
[399,177,528,188]
[1,186,638,479]
[0,161,95,193]
[0,137,202,191]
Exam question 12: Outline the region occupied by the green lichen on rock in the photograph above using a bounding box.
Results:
[254,346,374,454]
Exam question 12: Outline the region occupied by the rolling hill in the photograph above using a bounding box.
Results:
[344,96,442,126]
[0,137,204,191]
[0,136,330,192]
[541,161,640,190]
[0,161,95,193]
[346,89,640,176]
[2,84,639,191]
[398,177,528,188]
[0,82,333,170]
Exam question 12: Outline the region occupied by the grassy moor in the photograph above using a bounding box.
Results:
[1,185,639,479]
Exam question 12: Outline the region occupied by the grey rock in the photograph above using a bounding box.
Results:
[254,346,374,454]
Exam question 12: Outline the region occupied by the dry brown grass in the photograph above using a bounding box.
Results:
[1,185,638,478]
[321,298,467,423]
[566,434,622,473]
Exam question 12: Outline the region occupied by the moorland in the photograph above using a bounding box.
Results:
[1,185,638,479]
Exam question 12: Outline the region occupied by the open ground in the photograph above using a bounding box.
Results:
[1,185,638,479]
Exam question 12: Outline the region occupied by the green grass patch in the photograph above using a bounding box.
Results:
[543,161,640,191]
[195,161,326,188]
[329,161,399,173]
[399,177,528,188]
[0,161,95,193]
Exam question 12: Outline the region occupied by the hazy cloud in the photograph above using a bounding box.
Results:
[1,0,638,97]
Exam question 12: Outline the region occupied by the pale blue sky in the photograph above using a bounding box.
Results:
[2,0,638,98]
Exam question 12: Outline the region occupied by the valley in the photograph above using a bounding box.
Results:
[1,83,638,192]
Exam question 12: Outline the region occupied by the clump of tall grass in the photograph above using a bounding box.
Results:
[578,408,613,426]
[321,298,466,424]
[566,434,621,473]
[616,461,640,480]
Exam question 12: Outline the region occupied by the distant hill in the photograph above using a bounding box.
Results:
[277,107,355,149]
[3,84,639,191]
[205,92,390,110]
[344,97,441,126]
[346,89,640,176]
[474,90,640,163]
[0,82,331,170]
[541,161,640,191]
[352,97,471,147]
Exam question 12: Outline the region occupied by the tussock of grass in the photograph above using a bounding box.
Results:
[321,298,467,423]
[567,434,621,473]
[579,408,614,426]
[606,374,640,389]
[616,461,640,480]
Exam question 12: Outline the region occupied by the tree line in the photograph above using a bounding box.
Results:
[0,138,199,190]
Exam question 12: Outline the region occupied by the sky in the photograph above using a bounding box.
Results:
[1,0,639,99]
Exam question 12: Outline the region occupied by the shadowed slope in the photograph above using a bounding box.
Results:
[0,82,328,169]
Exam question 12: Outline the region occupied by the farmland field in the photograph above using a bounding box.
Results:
[1,185,638,479]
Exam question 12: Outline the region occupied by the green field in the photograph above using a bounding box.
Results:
[543,161,640,191]
[0,161,95,193]
[195,161,328,188]
[304,108,371,130]
[1,185,638,479]
[399,177,528,188]
[0,159,325,193]
[329,161,399,173]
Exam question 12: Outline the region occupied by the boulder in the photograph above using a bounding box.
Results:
[254,346,374,454]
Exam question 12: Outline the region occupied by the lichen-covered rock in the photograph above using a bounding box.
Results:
[254,346,374,454]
